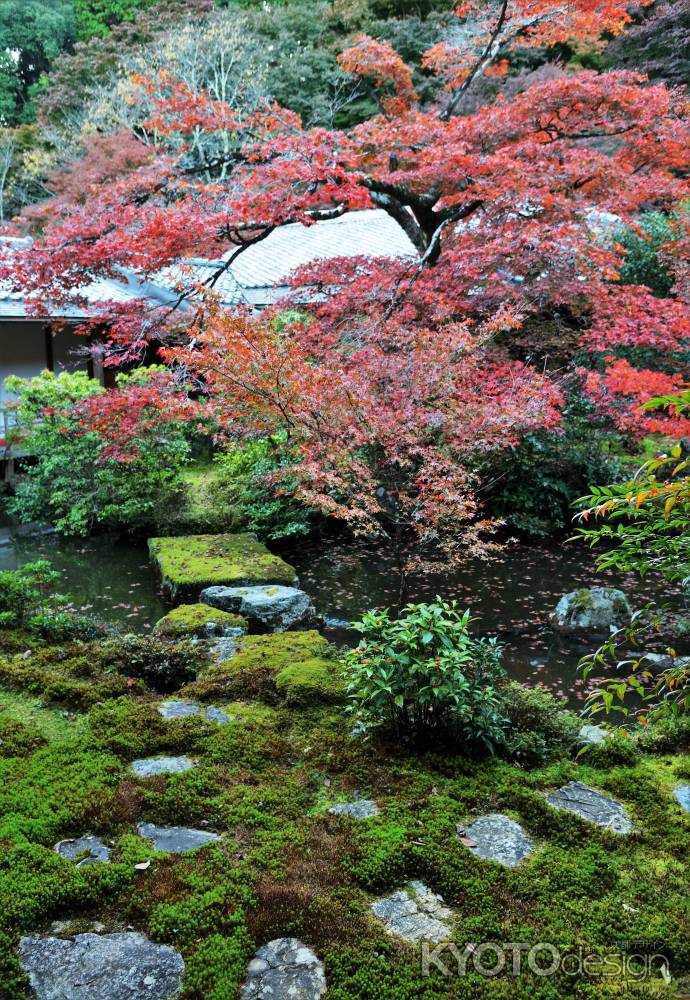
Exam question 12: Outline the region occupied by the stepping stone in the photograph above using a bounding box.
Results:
[546,780,633,834]
[137,822,220,854]
[578,723,609,747]
[158,701,230,724]
[131,755,197,777]
[18,931,185,1000]
[329,799,379,819]
[201,584,319,632]
[371,880,454,943]
[241,937,325,999]
[54,834,110,867]
[674,785,690,812]
[461,814,534,867]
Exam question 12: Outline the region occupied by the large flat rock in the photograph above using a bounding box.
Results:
[462,814,534,867]
[200,584,318,632]
[131,755,197,777]
[371,880,454,943]
[54,834,110,867]
[18,931,184,1000]
[137,822,220,854]
[241,938,326,999]
[148,533,297,603]
[546,780,633,834]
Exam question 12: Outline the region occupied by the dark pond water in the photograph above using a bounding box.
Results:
[0,521,681,706]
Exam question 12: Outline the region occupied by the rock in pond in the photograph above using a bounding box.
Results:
[674,785,690,812]
[131,755,197,777]
[200,584,319,632]
[18,931,184,1000]
[137,822,220,853]
[639,652,690,675]
[54,834,110,867]
[158,700,230,723]
[578,723,609,747]
[153,603,247,640]
[329,799,380,819]
[148,532,297,603]
[371,880,455,943]
[241,938,326,1000]
[550,587,632,634]
[546,780,633,834]
[461,814,534,867]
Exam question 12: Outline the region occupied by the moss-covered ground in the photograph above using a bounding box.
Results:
[148,533,298,602]
[0,628,689,999]
[153,603,248,639]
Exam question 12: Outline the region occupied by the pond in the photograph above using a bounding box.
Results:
[0,521,680,707]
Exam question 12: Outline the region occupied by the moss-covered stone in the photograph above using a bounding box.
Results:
[182,631,345,706]
[148,533,297,602]
[153,604,247,640]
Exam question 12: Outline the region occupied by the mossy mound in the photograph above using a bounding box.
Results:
[148,533,297,602]
[182,630,346,706]
[153,604,247,640]
[157,461,244,535]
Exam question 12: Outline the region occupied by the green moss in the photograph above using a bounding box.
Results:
[572,588,595,610]
[148,532,297,601]
[0,686,84,743]
[160,461,244,535]
[182,631,344,706]
[153,603,247,639]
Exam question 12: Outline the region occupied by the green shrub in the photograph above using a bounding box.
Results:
[343,599,506,750]
[107,634,208,692]
[503,682,581,765]
[614,211,675,297]
[0,560,61,628]
[584,730,640,768]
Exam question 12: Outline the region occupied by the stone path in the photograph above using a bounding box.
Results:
[674,785,690,812]
[240,938,326,999]
[131,755,197,777]
[329,799,379,819]
[461,814,534,867]
[546,780,633,834]
[371,880,454,943]
[159,700,230,723]
[18,932,184,1000]
[54,834,110,867]
[137,822,220,854]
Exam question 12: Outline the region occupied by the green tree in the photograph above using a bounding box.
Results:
[73,0,156,39]
[0,1,74,123]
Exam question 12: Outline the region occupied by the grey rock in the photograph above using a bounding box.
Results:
[371,880,454,943]
[54,835,110,867]
[204,705,230,724]
[640,652,690,675]
[201,585,319,632]
[329,799,379,819]
[674,785,690,812]
[551,587,632,633]
[131,756,196,777]
[158,701,200,719]
[210,637,241,662]
[240,937,326,999]
[18,931,184,1000]
[137,823,220,854]
[546,780,633,834]
[462,814,534,867]
[578,723,609,747]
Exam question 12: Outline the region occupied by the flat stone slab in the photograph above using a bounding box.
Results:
[201,585,318,632]
[148,533,297,602]
[137,822,220,853]
[240,937,326,999]
[329,799,379,819]
[371,880,454,943]
[546,780,633,834]
[158,701,230,723]
[674,785,690,812]
[18,931,184,1000]
[54,834,110,867]
[131,755,197,777]
[462,814,534,867]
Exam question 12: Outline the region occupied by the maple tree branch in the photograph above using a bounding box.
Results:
[442,0,510,121]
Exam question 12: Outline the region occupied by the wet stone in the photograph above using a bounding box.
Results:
[674,785,690,812]
[158,701,230,724]
[240,937,326,999]
[137,822,220,854]
[371,880,454,943]
[546,780,633,834]
[18,931,185,1000]
[462,814,534,867]
[329,799,380,819]
[131,755,197,777]
[54,834,110,867]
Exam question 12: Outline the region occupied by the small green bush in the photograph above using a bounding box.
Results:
[503,682,581,765]
[343,599,506,750]
[108,634,208,692]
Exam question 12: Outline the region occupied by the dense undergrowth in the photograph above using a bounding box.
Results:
[0,623,689,998]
